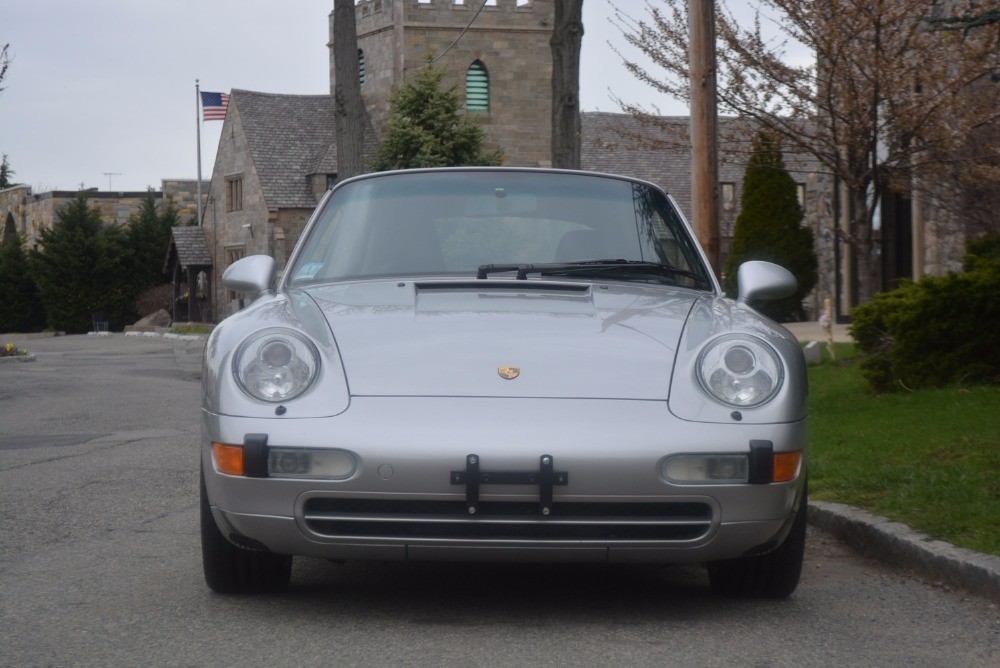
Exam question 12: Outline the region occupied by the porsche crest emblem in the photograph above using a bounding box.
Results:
[498,366,520,380]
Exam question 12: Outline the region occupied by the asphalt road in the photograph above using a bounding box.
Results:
[1,334,998,667]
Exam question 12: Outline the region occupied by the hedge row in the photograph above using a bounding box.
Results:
[851,235,1000,392]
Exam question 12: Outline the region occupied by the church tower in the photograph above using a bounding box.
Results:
[330,0,555,166]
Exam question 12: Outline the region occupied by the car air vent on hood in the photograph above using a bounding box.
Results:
[414,280,590,294]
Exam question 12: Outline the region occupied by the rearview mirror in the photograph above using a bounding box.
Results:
[222,255,276,296]
[737,261,797,302]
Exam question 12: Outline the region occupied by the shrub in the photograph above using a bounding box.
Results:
[722,132,817,322]
[851,251,1000,392]
[964,233,1000,271]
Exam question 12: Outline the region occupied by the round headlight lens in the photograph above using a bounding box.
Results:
[234,329,320,402]
[697,335,783,407]
[261,340,293,368]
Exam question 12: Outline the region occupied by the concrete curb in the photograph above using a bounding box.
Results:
[809,501,1000,603]
[0,354,36,364]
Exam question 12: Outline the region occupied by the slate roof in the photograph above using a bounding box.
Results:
[583,112,687,216]
[232,89,378,211]
[227,92,817,220]
[309,111,380,176]
[581,112,820,220]
[167,226,212,272]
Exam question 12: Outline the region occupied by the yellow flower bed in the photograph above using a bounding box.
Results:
[1,343,29,357]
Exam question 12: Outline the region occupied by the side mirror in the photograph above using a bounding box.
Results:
[737,261,797,302]
[222,255,276,296]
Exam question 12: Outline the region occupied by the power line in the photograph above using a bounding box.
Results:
[416,0,490,69]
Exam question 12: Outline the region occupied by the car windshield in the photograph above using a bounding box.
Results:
[286,170,712,290]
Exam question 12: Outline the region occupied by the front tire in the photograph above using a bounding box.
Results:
[200,465,292,594]
[707,482,807,599]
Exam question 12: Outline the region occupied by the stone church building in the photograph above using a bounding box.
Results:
[201,0,979,323]
[202,0,562,318]
[200,0,815,321]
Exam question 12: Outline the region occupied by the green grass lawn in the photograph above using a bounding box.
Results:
[807,344,1000,556]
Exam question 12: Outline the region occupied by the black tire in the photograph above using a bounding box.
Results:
[707,482,807,599]
[200,465,292,594]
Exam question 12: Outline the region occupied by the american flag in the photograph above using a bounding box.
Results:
[200,91,229,121]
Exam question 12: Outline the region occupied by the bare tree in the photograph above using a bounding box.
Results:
[1,43,11,94]
[614,0,1000,302]
[926,7,1000,33]
[332,0,366,181]
[551,0,584,169]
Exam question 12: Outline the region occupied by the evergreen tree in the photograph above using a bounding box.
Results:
[723,132,817,322]
[0,154,15,188]
[28,191,134,332]
[371,61,503,171]
[0,233,45,332]
[127,191,176,293]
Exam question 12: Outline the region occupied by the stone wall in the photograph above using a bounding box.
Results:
[200,105,318,317]
[0,186,169,248]
[339,0,554,166]
[273,208,315,270]
[202,104,268,315]
[162,179,210,224]
[0,185,32,242]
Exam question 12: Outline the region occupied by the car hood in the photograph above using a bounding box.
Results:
[299,279,701,400]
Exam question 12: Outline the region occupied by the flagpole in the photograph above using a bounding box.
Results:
[196,79,203,227]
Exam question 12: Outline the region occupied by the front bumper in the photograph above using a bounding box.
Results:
[203,397,806,564]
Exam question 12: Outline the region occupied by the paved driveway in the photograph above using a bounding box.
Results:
[1,334,997,666]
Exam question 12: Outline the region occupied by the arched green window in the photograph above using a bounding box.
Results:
[466,60,489,112]
[358,49,366,87]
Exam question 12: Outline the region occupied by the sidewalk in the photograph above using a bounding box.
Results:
[783,320,852,343]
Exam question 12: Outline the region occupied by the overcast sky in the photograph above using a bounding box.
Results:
[1,1,799,193]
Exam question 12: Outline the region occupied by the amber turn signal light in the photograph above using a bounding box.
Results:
[212,443,245,476]
[773,451,802,483]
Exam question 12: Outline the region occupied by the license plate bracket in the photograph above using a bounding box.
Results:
[450,454,568,516]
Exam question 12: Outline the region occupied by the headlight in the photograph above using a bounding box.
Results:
[696,335,783,407]
[233,328,320,402]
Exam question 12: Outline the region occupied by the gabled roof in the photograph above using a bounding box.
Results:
[166,225,212,272]
[232,90,337,210]
[232,89,380,211]
[309,112,380,176]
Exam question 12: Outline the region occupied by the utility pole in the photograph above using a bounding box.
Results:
[551,0,584,170]
[688,0,720,274]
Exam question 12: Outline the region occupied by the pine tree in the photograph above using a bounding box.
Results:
[127,191,176,293]
[371,61,503,171]
[28,192,133,332]
[723,132,817,322]
[0,154,15,189]
[0,233,45,332]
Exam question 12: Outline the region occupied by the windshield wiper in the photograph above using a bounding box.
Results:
[476,260,710,288]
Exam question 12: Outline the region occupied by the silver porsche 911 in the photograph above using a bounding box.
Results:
[201,168,808,598]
